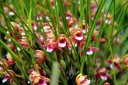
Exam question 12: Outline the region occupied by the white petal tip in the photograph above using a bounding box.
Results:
[8,38,11,42]
[2,78,7,83]
[47,47,53,52]
[9,12,15,16]
[33,26,37,30]
[82,29,88,33]
[17,47,21,51]
[74,24,78,28]
[28,81,30,83]
[87,80,91,84]
[86,50,93,55]
[101,75,107,80]
[36,17,42,20]
[75,36,83,41]
[58,42,66,48]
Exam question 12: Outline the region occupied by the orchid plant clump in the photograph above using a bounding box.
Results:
[0,0,128,85]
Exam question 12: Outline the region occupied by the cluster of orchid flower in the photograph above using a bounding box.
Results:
[1,0,128,85]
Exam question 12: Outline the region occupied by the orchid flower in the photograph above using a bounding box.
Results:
[76,74,91,85]
[106,55,122,72]
[95,67,111,80]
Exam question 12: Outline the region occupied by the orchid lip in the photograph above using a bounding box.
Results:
[47,46,53,52]
[2,78,8,83]
[40,36,44,40]
[33,25,37,30]
[100,75,107,80]
[74,24,78,28]
[38,83,47,85]
[38,80,47,85]
[81,79,91,85]
[86,50,93,55]
[46,16,50,21]
[43,26,50,30]
[68,47,72,50]
[110,64,114,69]
[36,16,42,20]
[75,36,83,40]
[58,42,66,47]
[21,32,25,36]
[87,80,91,84]
[43,26,50,32]
[82,29,88,33]
[9,12,15,16]
[66,16,70,20]
[105,19,111,24]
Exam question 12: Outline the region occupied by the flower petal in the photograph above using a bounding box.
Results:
[36,16,43,20]
[2,78,8,83]
[47,45,53,52]
[82,29,88,33]
[33,25,37,30]
[100,75,107,80]
[8,11,14,16]
[110,64,113,69]
[86,50,93,55]
[39,36,44,44]
[70,36,77,43]
[75,36,83,41]
[106,59,112,64]
[81,79,91,84]
[7,61,15,65]
[114,63,122,72]
[86,80,91,84]
[91,47,99,52]
[38,79,47,85]
[58,42,66,48]
[74,24,78,28]
[66,16,70,20]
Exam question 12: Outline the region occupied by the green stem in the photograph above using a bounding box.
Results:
[0,72,23,78]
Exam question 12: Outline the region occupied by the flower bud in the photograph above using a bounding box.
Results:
[123,54,128,67]
[18,37,29,49]
[0,67,4,72]
[10,22,21,31]
[104,82,110,85]
[7,42,15,51]
[34,50,46,63]
[0,59,9,67]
